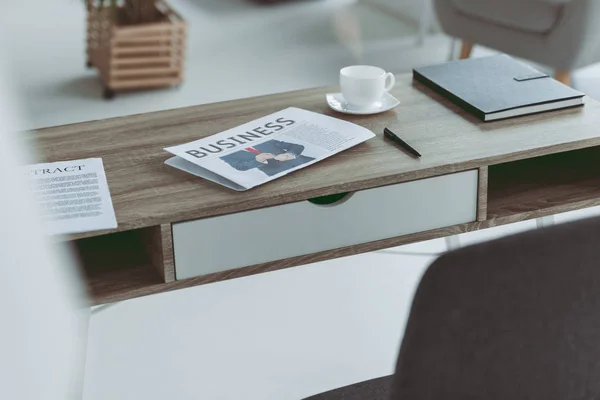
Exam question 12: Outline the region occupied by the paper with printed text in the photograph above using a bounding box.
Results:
[164,107,375,190]
[24,158,117,235]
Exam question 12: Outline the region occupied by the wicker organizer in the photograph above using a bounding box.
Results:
[86,0,186,99]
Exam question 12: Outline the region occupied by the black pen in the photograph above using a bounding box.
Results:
[384,128,422,158]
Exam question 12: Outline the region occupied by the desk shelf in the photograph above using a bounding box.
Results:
[487,146,600,222]
[74,227,171,304]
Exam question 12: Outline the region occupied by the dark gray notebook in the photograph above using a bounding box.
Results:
[413,54,585,121]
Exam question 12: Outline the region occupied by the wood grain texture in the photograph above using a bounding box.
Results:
[112,67,181,78]
[109,78,182,89]
[477,166,488,222]
[30,75,600,241]
[141,223,175,283]
[112,56,174,66]
[161,223,176,282]
[86,1,185,93]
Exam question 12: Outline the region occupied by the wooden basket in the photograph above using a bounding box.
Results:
[86,0,186,99]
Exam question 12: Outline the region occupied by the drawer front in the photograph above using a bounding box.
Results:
[173,170,478,280]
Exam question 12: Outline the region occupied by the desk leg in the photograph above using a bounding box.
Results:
[142,224,176,283]
[445,235,461,251]
[460,41,474,59]
[536,216,556,229]
[477,166,488,222]
[448,38,458,61]
[416,0,433,46]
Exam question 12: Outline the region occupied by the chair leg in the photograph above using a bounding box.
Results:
[448,38,458,61]
[416,0,433,46]
[445,235,461,251]
[555,70,571,86]
[459,40,474,59]
[536,215,556,229]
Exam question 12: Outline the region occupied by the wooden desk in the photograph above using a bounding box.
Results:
[32,75,600,304]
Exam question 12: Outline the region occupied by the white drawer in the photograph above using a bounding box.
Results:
[173,170,478,280]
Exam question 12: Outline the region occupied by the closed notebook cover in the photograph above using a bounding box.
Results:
[413,54,584,119]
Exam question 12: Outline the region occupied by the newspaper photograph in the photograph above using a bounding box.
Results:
[164,107,375,190]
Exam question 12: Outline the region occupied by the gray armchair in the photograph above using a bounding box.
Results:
[434,0,600,86]
[303,215,600,399]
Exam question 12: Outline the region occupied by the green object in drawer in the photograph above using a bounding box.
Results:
[308,193,351,205]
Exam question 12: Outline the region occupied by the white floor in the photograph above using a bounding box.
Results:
[3,1,600,399]
[2,0,454,130]
[86,251,430,400]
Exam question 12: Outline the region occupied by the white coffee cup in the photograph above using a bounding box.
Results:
[340,65,396,108]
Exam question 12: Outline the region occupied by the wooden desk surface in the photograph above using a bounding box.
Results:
[32,75,600,240]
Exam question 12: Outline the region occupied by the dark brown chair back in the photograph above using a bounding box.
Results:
[392,216,600,400]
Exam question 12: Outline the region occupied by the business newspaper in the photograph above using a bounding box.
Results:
[164,107,375,190]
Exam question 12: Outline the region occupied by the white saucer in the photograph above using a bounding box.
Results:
[326,92,400,115]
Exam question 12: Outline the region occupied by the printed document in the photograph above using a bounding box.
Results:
[164,107,375,190]
[25,158,117,235]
